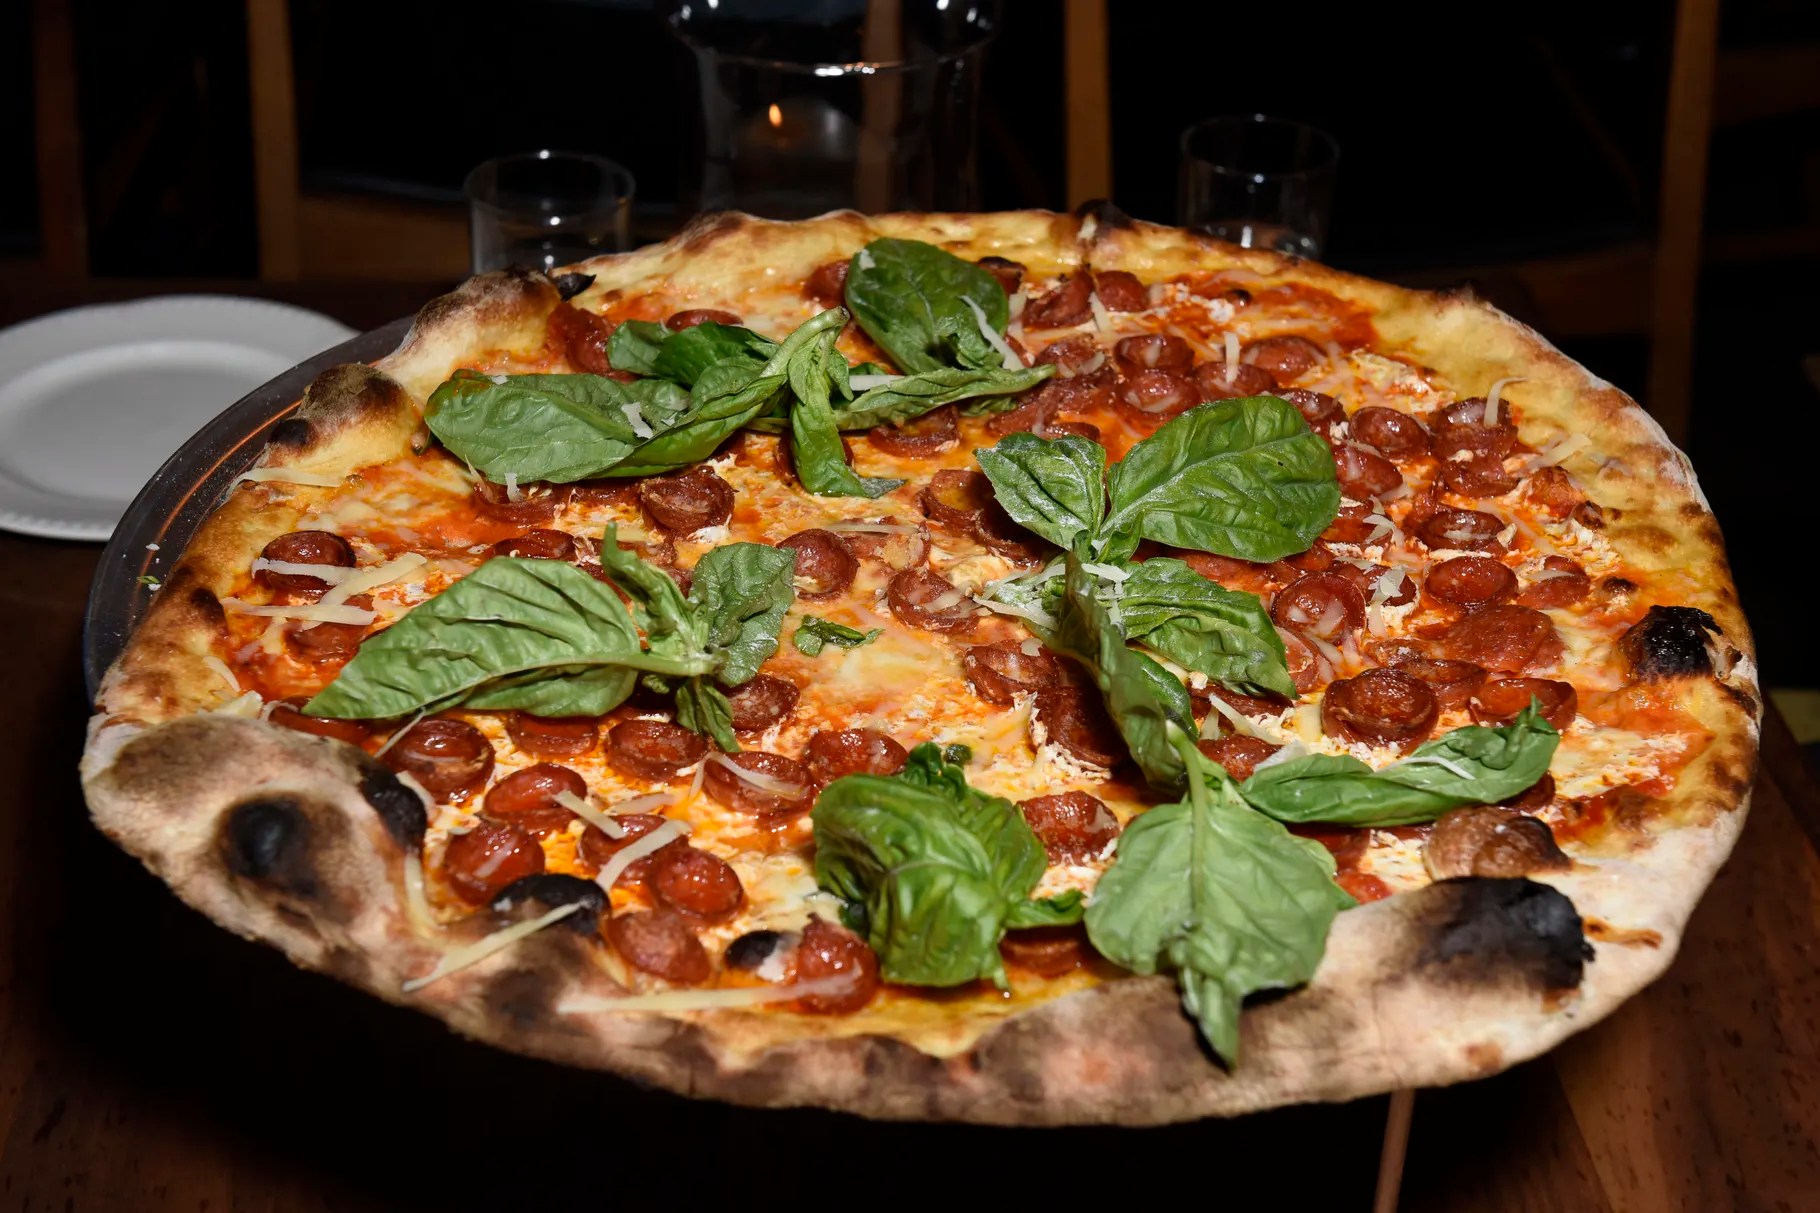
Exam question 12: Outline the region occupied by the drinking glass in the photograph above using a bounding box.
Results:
[464,150,635,274]
[1178,115,1339,259]
[666,0,998,218]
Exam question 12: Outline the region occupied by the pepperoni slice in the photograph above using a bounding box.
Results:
[887,568,978,632]
[978,256,1026,295]
[267,698,372,744]
[973,502,1050,564]
[482,763,584,837]
[1366,637,1429,667]
[1279,627,1328,695]
[1415,508,1507,552]
[1334,444,1404,499]
[576,813,669,872]
[1113,334,1193,375]
[1025,273,1093,328]
[1116,369,1198,421]
[547,301,615,374]
[1196,735,1282,782]
[1035,334,1112,380]
[665,308,742,330]
[803,729,909,788]
[1321,668,1439,752]
[778,529,858,599]
[638,466,734,534]
[1392,657,1488,710]
[1340,562,1419,608]
[606,719,707,781]
[383,718,494,801]
[919,468,992,531]
[485,528,578,561]
[1441,454,1518,498]
[806,260,849,308]
[1425,556,1518,608]
[868,405,958,457]
[1246,336,1324,383]
[1092,270,1150,311]
[1470,677,1578,730]
[1279,543,1338,574]
[1500,771,1557,813]
[286,594,374,661]
[1194,360,1275,401]
[1180,550,1289,594]
[1272,572,1366,640]
[1430,398,1519,462]
[1279,388,1345,438]
[1350,406,1429,459]
[505,712,599,758]
[794,918,881,1014]
[963,640,1064,705]
[1321,503,1382,546]
[473,478,569,526]
[1046,420,1102,442]
[650,845,745,922]
[442,819,544,906]
[1198,684,1294,720]
[716,675,794,733]
[1524,466,1585,520]
[1019,790,1120,862]
[1516,557,1591,610]
[703,751,813,818]
[256,531,355,596]
[1031,687,1124,768]
[1439,605,1565,673]
[603,911,710,984]
[1000,927,1090,977]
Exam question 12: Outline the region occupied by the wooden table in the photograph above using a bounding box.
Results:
[3,288,1818,1209]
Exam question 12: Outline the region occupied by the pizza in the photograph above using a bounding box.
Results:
[81,206,1760,1124]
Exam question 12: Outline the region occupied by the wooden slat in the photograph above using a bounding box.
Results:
[1063,0,1112,207]
[245,0,301,280]
[31,0,87,276]
[1714,45,1820,127]
[295,195,468,282]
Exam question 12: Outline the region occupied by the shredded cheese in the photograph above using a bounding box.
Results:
[621,402,654,439]
[847,374,905,391]
[961,296,1024,371]
[310,552,429,622]
[249,557,358,585]
[1528,433,1592,470]
[373,709,427,759]
[238,467,343,487]
[555,789,626,837]
[1482,376,1525,426]
[503,472,523,503]
[1087,290,1113,335]
[1201,690,1267,739]
[593,819,691,893]
[401,902,581,993]
[218,598,378,625]
[1223,331,1241,385]
[704,752,807,798]
[401,852,438,934]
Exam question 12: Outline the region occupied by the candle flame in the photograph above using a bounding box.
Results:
[767,103,783,128]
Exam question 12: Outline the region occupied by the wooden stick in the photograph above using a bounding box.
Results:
[1373,1087,1417,1213]
[1062,0,1112,207]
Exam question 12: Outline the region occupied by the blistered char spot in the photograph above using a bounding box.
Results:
[681,212,750,253]
[483,965,582,1035]
[220,796,315,894]
[1418,878,1591,991]
[358,765,427,847]
[184,585,226,628]
[1465,1041,1503,1073]
[269,417,313,448]
[1620,605,1722,680]
[1073,198,1135,231]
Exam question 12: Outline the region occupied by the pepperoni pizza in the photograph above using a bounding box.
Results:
[82,206,1759,1123]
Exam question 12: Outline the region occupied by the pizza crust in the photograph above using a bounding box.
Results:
[82,206,1761,1124]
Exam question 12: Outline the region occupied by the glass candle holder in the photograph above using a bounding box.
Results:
[1178,115,1340,259]
[464,150,635,274]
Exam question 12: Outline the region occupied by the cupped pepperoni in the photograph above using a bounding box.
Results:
[806,260,849,308]
[1000,926,1090,977]
[1194,360,1276,401]
[1113,333,1193,375]
[794,918,881,1014]
[1025,273,1093,328]
[1321,668,1439,752]
[576,813,669,871]
[868,404,958,457]
[703,751,813,818]
[256,530,355,596]
[1430,398,1519,462]
[485,528,578,561]
[1116,369,1198,421]
[603,910,710,984]
[919,467,992,530]
[1441,454,1518,498]
[442,819,544,906]
[287,594,374,661]
[547,301,616,374]
[1350,406,1430,459]
[473,478,569,526]
[505,712,599,758]
[1092,270,1151,311]
[1334,444,1404,499]
[1321,502,1382,546]
[778,529,858,599]
[1366,637,1429,667]
[1246,336,1324,383]
[973,502,1050,564]
[1279,388,1345,436]
[1392,657,1488,710]
[1524,466,1585,520]
[1439,604,1564,673]
[803,729,909,788]
[1517,557,1591,610]
[384,718,495,801]
[665,308,742,330]
[982,389,1056,438]
[963,640,1064,705]
[1279,542,1338,574]
[1198,683,1295,720]
[1272,572,1366,640]
[638,466,734,534]
[1019,790,1120,863]
[1500,771,1557,813]
[725,675,799,732]
[606,719,707,781]
[484,763,584,837]
[268,698,373,744]
[1415,508,1507,552]
[1279,627,1328,695]
[887,568,978,632]
[1196,735,1283,782]
[1046,420,1102,442]
[1035,334,1112,380]
[1031,687,1124,768]
[1426,556,1518,608]
[835,518,927,569]
[650,845,745,921]
[1470,677,1578,730]
[978,255,1027,295]
[1181,550,1289,593]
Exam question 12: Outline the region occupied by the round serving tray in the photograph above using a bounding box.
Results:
[82,317,415,698]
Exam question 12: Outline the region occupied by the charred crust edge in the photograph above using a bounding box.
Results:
[1074,198,1136,234]
[1420,877,1592,990]
[1620,605,1724,681]
[220,796,316,895]
[358,765,427,847]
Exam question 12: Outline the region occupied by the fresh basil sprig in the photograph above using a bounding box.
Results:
[1116,558,1294,700]
[842,238,1012,374]
[974,433,1109,550]
[794,615,884,656]
[423,371,691,484]
[608,319,776,384]
[786,317,904,499]
[812,743,1085,990]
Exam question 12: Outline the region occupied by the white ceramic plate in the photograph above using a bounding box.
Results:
[0,296,356,541]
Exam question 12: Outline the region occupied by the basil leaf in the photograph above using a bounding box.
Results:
[1117,557,1294,699]
[686,542,797,686]
[1086,746,1352,1063]
[793,615,883,656]
[675,676,738,752]
[305,558,708,720]
[843,238,1010,374]
[975,433,1108,550]
[606,320,668,376]
[746,363,1052,434]
[594,525,701,655]
[786,317,904,499]
[1005,890,1086,929]
[812,742,1053,989]
[1101,395,1341,563]
[423,370,690,484]
[651,322,775,385]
